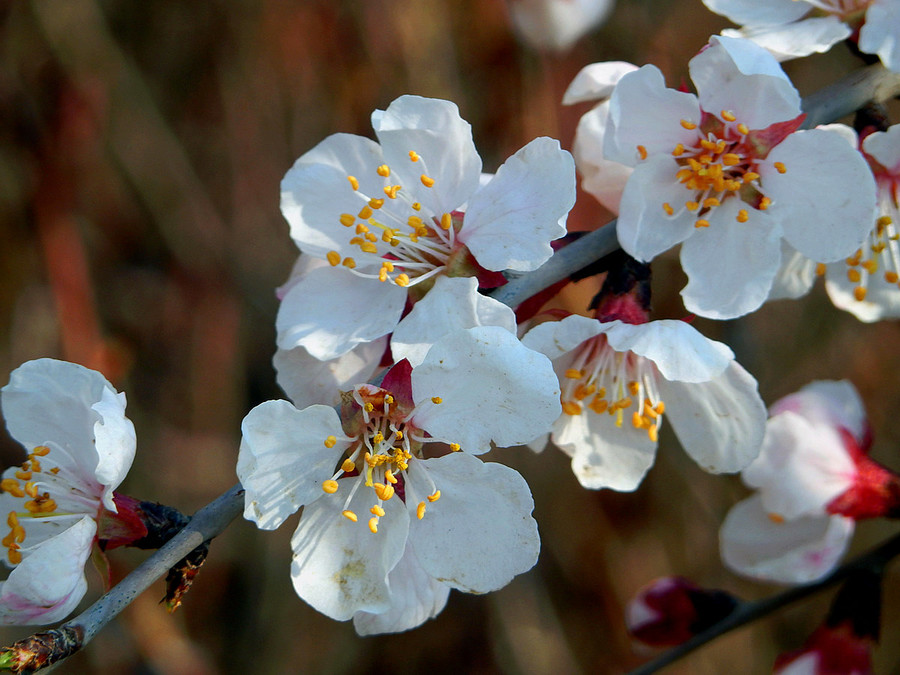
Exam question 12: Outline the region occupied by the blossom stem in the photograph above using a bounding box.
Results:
[800,64,900,130]
[627,529,900,675]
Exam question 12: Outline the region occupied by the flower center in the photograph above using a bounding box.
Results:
[1,445,59,564]
[319,387,456,533]
[638,111,784,229]
[828,206,900,301]
[326,150,458,288]
[560,335,666,442]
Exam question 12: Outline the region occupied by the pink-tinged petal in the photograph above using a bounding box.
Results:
[763,128,877,263]
[701,0,810,26]
[507,0,613,52]
[351,544,449,635]
[768,380,867,444]
[373,96,482,217]
[769,242,816,301]
[392,277,516,368]
[691,36,801,130]
[680,202,782,319]
[720,495,853,583]
[659,361,766,474]
[862,126,900,174]
[601,320,733,383]
[604,66,701,167]
[274,339,384,409]
[552,408,657,491]
[616,155,698,261]
[859,0,900,73]
[289,487,409,621]
[411,326,561,453]
[276,266,406,360]
[0,516,94,625]
[825,264,900,322]
[460,137,575,272]
[407,453,539,593]
[521,313,604,360]
[573,101,633,214]
[237,401,349,530]
[562,61,639,105]
[722,17,851,61]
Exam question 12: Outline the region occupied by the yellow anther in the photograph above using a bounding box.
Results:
[700,139,716,151]
[420,174,435,188]
[628,381,640,396]
[378,268,389,282]
[7,512,19,529]
[1,480,23,498]
[680,119,697,130]
[7,549,21,565]
[369,198,384,209]
[431,396,443,404]
[632,411,643,428]
[342,257,357,269]
[395,273,410,287]
[373,432,384,444]
[662,202,674,216]
[347,175,360,191]
[14,470,31,481]
[574,383,596,400]
[854,287,868,301]
[382,229,396,243]
[358,206,373,220]
[341,458,356,473]
[384,185,402,199]
[412,202,422,211]
[427,490,441,503]
[355,223,369,235]
[685,201,700,212]
[450,443,461,452]
[440,213,452,230]
[374,483,395,501]
[368,517,378,533]
[648,425,658,443]
[676,168,693,182]
[325,436,339,449]
[847,268,862,283]
[370,505,386,517]
[702,197,720,208]
[759,197,771,210]
[395,430,403,440]
[31,447,50,456]
[408,216,424,229]
[862,259,878,274]
[359,242,378,254]
[768,512,785,524]
[385,469,398,484]
[322,480,339,494]
[773,162,787,174]
[365,402,375,412]
[742,172,759,183]
[562,401,583,416]
[409,151,420,162]
[376,164,391,177]
[886,271,899,284]
[672,144,685,157]
[565,369,584,379]
[654,401,665,414]
[695,219,710,228]
[737,123,749,135]
[364,233,378,243]
[721,110,737,122]
[722,154,740,166]
[326,251,341,267]
[384,395,394,405]
[342,510,358,522]
[417,502,427,520]
[877,215,893,228]
[49,467,59,475]
[340,213,355,227]
[381,261,395,273]
[637,145,648,160]
[736,209,749,223]
[816,263,827,276]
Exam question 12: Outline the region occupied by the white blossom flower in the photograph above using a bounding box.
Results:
[522,314,766,491]
[237,327,560,633]
[604,36,876,319]
[0,359,136,624]
[277,95,575,360]
[720,380,900,583]
[703,0,900,72]
[505,0,614,52]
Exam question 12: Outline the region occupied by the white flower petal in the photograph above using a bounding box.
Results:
[391,277,516,368]
[659,361,766,474]
[722,17,851,61]
[691,36,801,129]
[862,125,900,173]
[768,380,867,443]
[290,487,409,621]
[573,101,633,214]
[764,128,877,263]
[90,387,136,511]
[373,96,482,216]
[289,132,387,198]
[237,401,349,530]
[701,0,810,26]
[411,326,561,453]
[679,201,782,319]
[0,516,95,625]
[351,544,450,635]
[720,495,853,584]
[562,61,639,105]
[407,453,539,593]
[825,264,900,322]
[859,0,900,72]
[521,313,604,359]
[507,0,613,52]
[276,266,406,360]
[460,137,575,272]
[601,319,733,383]
[768,241,816,301]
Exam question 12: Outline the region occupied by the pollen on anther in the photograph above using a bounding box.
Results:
[637,145,648,160]
[662,203,674,216]
[370,505,386,517]
[341,458,356,473]
[420,174,436,188]
[395,273,410,287]
[368,517,378,533]
[427,490,441,502]
[440,213,452,230]
[342,257,357,269]
[385,469,398,484]
[417,502,426,520]
[565,368,584,379]
[695,219,710,228]
[431,396,442,404]
[369,198,384,209]
[854,287,868,301]
[384,185,401,199]
[672,144,685,157]
[412,202,422,211]
[347,176,360,191]
[339,214,355,228]
[326,251,341,267]
[409,151,420,162]
[680,119,697,130]
[816,263,827,276]
[358,206,373,220]
[342,510,358,522]
[768,512,785,524]
[376,164,391,177]
[773,162,787,174]
[324,435,338,448]
[721,110,736,122]
[737,123,749,135]
[736,209,749,223]
[759,197,771,211]
[32,447,50,456]
[450,443,461,452]
[322,479,339,494]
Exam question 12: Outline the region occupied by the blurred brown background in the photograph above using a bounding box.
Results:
[1,0,899,673]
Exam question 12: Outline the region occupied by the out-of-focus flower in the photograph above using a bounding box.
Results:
[720,381,900,584]
[277,94,575,360]
[626,576,739,648]
[603,36,875,319]
[0,359,136,625]
[505,0,614,52]
[703,0,900,72]
[237,327,560,634]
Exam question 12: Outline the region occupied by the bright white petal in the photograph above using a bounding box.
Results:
[553,409,658,491]
[764,129,877,262]
[680,202,782,320]
[508,0,613,51]
[352,544,450,635]
[574,101,633,214]
[859,0,900,72]
[274,339,385,409]
[660,361,766,474]
[407,453,539,593]
[825,263,900,322]
[289,132,387,199]
[616,155,698,261]
[411,326,561,453]
[521,312,604,361]
[768,380,867,443]
[90,387,136,511]
[237,401,349,530]
[604,66,701,167]
[276,266,406,360]
[391,277,516,368]
[601,319,733,383]
[460,137,574,272]
[862,126,900,173]
[720,495,853,584]
[691,36,801,129]
[701,0,810,25]
[722,17,851,61]
[562,61,639,105]
[373,96,482,216]
[290,486,409,621]
[768,241,816,301]
[0,517,94,625]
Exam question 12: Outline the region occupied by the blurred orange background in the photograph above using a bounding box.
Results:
[1,1,900,673]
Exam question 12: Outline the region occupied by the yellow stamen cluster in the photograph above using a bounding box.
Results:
[841,213,900,302]
[1,445,58,564]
